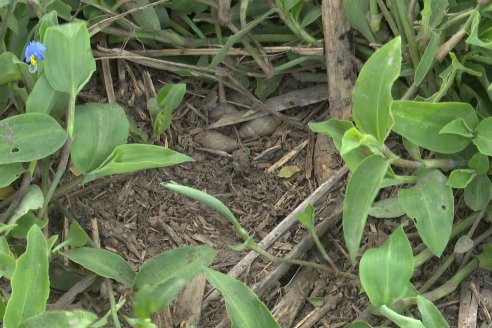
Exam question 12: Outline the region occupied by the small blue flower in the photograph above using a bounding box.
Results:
[24,41,46,73]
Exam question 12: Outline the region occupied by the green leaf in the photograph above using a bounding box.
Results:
[255,75,283,101]
[296,203,315,228]
[0,52,22,85]
[162,183,249,239]
[84,144,193,183]
[344,155,389,263]
[307,296,325,307]
[9,185,44,225]
[446,169,476,189]
[44,22,96,95]
[414,33,441,86]
[203,267,280,328]
[11,212,46,238]
[417,296,449,328]
[25,74,68,119]
[148,84,186,138]
[4,225,49,328]
[71,103,129,174]
[123,0,161,31]
[469,153,489,174]
[352,37,401,142]
[308,119,367,170]
[0,163,24,188]
[63,247,135,286]
[52,221,89,253]
[301,6,321,27]
[134,245,216,288]
[0,254,15,279]
[477,244,492,270]
[398,169,454,257]
[20,310,97,328]
[369,198,405,219]
[340,128,384,157]
[464,175,492,211]
[278,165,301,178]
[360,226,413,307]
[379,305,425,328]
[342,0,376,43]
[392,101,478,154]
[466,11,492,49]
[473,117,492,156]
[0,113,67,164]
[439,118,474,138]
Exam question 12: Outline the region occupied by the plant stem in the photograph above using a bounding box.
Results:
[418,254,455,293]
[53,175,84,199]
[394,0,419,68]
[37,138,72,219]
[439,8,475,31]
[0,172,31,223]
[106,280,121,328]
[249,243,335,274]
[376,0,400,37]
[308,227,338,273]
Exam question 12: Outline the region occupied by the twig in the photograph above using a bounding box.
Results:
[267,139,309,173]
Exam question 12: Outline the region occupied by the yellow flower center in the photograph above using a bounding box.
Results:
[29,55,37,66]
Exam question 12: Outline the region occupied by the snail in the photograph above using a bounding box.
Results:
[238,116,282,139]
[194,131,239,152]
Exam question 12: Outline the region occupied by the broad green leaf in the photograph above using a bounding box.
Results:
[63,247,135,286]
[134,279,190,320]
[123,0,160,31]
[353,37,401,142]
[255,75,283,101]
[301,6,321,27]
[466,11,492,49]
[392,101,478,154]
[203,267,280,328]
[39,10,59,42]
[340,128,384,156]
[464,175,492,211]
[439,118,474,138]
[26,74,68,119]
[414,33,441,86]
[417,296,449,328]
[473,117,492,156]
[0,254,15,279]
[369,198,405,219]
[343,0,376,43]
[308,119,368,171]
[4,225,49,328]
[379,305,425,328]
[44,22,96,95]
[20,310,97,328]
[469,153,489,174]
[446,169,476,189]
[0,113,67,164]
[296,203,315,228]
[398,169,454,257]
[0,52,22,85]
[134,245,216,288]
[9,185,44,225]
[344,155,389,263]
[52,221,89,253]
[84,144,193,183]
[11,212,46,238]
[0,163,24,188]
[71,103,129,174]
[148,84,186,138]
[162,183,249,239]
[477,244,492,270]
[360,226,413,307]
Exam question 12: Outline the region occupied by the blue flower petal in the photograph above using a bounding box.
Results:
[25,41,46,63]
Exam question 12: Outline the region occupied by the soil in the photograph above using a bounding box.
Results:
[47,68,492,328]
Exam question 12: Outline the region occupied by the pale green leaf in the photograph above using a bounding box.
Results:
[464,175,492,211]
[379,305,425,328]
[20,310,97,328]
[0,163,24,188]
[417,296,449,328]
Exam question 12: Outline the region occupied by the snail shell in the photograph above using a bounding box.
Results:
[208,103,238,121]
[238,116,282,139]
[194,131,239,152]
